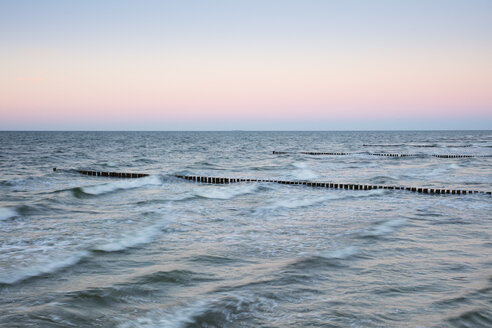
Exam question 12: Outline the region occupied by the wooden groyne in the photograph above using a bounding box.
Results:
[273,151,490,158]
[78,170,149,178]
[58,169,491,195]
[53,168,150,178]
[175,175,490,195]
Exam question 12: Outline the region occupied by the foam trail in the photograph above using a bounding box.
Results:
[0,207,18,221]
[0,251,89,285]
[81,175,162,195]
[194,183,258,200]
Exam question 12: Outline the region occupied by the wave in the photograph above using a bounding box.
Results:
[437,278,492,327]
[446,144,473,148]
[362,143,476,148]
[319,246,358,260]
[0,226,164,285]
[369,176,398,184]
[358,218,406,238]
[118,299,212,328]
[288,246,359,270]
[134,193,196,205]
[429,164,464,176]
[12,203,59,217]
[134,158,158,164]
[118,293,274,328]
[410,144,438,148]
[75,175,163,196]
[182,294,272,328]
[446,309,492,328]
[264,195,332,211]
[0,179,16,187]
[249,164,283,171]
[0,207,18,221]
[260,189,386,213]
[363,144,405,147]
[0,222,168,285]
[91,224,166,252]
[134,269,216,286]
[194,183,259,200]
[95,161,117,167]
[0,251,89,285]
[0,175,47,188]
[291,162,318,180]
[344,189,387,199]
[58,270,214,308]
[187,254,243,265]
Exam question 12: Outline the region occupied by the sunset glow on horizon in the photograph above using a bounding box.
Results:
[1,0,491,130]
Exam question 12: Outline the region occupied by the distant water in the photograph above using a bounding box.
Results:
[0,131,491,328]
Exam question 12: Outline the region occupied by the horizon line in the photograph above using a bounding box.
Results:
[1,129,491,132]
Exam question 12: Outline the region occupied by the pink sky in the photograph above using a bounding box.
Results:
[1,1,491,130]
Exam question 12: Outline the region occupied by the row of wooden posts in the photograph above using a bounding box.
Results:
[362,144,446,148]
[272,151,487,158]
[76,170,149,178]
[66,169,491,195]
[176,175,490,195]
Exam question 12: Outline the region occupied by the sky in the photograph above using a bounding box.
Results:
[1,0,491,130]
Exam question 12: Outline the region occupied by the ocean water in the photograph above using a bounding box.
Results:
[0,130,491,328]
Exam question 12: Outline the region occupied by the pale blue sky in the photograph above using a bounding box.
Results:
[1,0,491,130]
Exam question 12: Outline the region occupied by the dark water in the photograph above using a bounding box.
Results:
[0,131,491,328]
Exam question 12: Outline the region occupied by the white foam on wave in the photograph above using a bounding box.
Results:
[361,218,406,237]
[194,183,258,200]
[320,246,358,260]
[119,299,210,328]
[118,293,274,328]
[267,195,331,211]
[0,207,18,221]
[81,175,162,195]
[0,251,89,285]
[91,224,164,252]
[292,162,318,180]
[348,189,387,198]
[261,189,385,213]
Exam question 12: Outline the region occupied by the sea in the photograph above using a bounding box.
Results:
[0,131,491,328]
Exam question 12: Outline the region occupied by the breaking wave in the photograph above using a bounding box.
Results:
[0,223,169,285]
[0,251,89,285]
[0,207,18,221]
[74,175,163,196]
[118,292,274,328]
[91,224,166,252]
[291,162,319,180]
[194,183,259,200]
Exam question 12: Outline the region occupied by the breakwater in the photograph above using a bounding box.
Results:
[65,169,491,195]
[272,151,489,158]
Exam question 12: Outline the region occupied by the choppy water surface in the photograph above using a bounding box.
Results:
[0,131,491,327]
